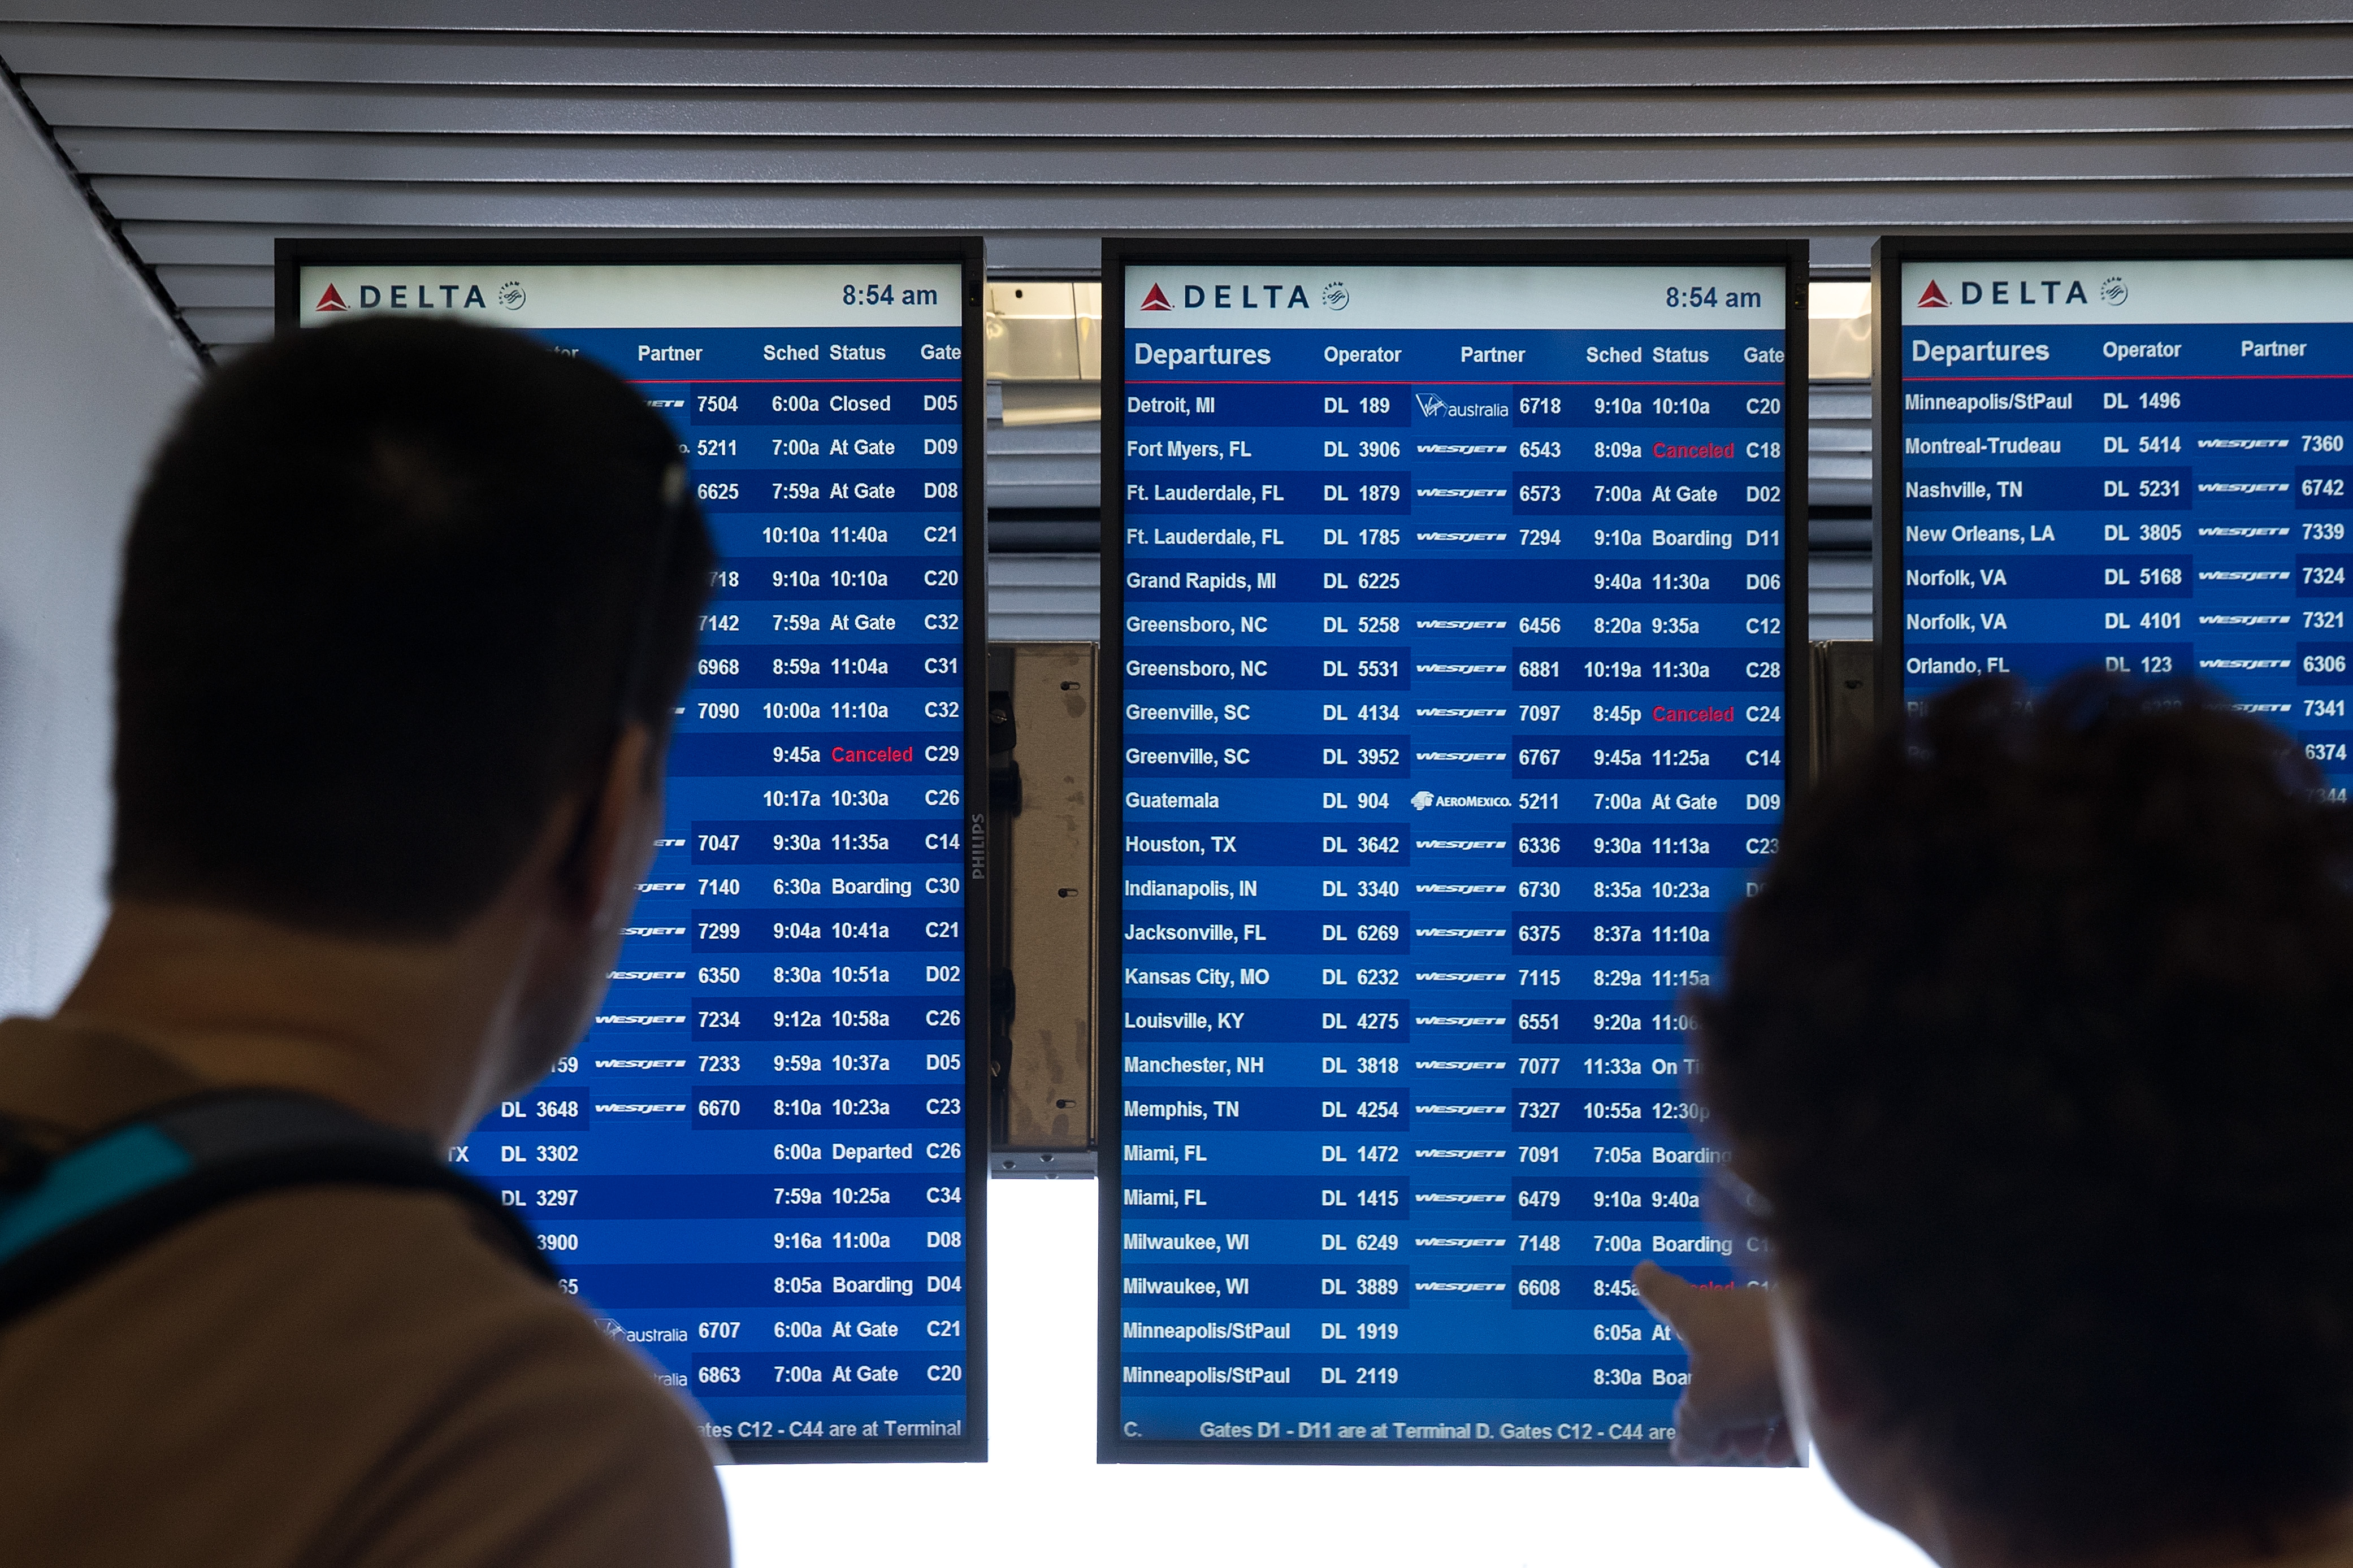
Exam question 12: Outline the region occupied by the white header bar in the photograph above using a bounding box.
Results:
[1900,257,2353,327]
[1122,263,1786,332]
[295,262,964,331]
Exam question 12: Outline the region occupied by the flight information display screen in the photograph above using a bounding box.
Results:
[1885,245,2353,788]
[285,247,986,1460]
[1099,247,1805,1461]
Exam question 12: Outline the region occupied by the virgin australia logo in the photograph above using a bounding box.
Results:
[1415,392,1448,418]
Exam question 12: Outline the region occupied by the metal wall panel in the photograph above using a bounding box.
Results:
[3,9,2351,359]
[985,420,1097,516]
[1810,555,1874,644]
[985,554,1099,642]
[1810,385,1871,511]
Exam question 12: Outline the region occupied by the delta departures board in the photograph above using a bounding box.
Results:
[1098,241,1808,1463]
[1879,237,2353,783]
[277,240,989,1461]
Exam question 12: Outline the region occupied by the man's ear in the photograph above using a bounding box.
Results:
[1796,1303,1883,1428]
[1767,1277,1895,1462]
[1773,1283,1949,1555]
[554,724,662,923]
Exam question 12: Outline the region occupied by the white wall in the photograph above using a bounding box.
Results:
[0,77,202,1015]
[723,1180,1929,1568]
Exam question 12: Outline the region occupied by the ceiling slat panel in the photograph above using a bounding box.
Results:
[8,1,2352,37]
[174,303,273,340]
[88,177,2353,231]
[10,11,2353,359]
[149,262,268,306]
[30,78,2353,141]
[53,127,2353,185]
[6,23,2352,93]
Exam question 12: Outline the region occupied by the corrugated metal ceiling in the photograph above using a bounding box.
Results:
[4,3,2352,356]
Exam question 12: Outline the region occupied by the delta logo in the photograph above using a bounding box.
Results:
[1137,281,1336,312]
[1912,276,2120,311]
[309,280,526,313]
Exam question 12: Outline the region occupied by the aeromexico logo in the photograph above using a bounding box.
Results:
[1914,275,2127,310]
[312,280,527,312]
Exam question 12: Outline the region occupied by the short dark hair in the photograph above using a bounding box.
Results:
[1698,672,2353,1556]
[111,315,711,937]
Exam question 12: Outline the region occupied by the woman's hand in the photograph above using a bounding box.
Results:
[1633,1261,1797,1465]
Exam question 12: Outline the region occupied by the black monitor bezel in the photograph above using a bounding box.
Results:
[274,234,991,1465]
[1872,231,2353,727]
[1096,234,1811,1467]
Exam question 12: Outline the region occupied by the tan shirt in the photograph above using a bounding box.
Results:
[0,1017,730,1567]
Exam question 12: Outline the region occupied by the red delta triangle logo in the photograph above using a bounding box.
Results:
[1139,283,1173,311]
[313,284,349,312]
[1916,279,1950,310]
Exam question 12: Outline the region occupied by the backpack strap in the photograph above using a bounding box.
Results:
[0,1090,554,1326]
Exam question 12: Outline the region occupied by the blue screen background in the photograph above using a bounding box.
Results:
[1901,282,2353,789]
[1111,274,1791,1452]
[442,314,976,1448]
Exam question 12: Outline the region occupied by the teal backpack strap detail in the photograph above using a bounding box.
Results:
[0,1124,192,1264]
[0,1090,553,1326]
